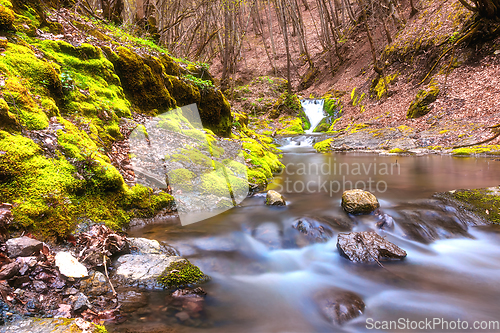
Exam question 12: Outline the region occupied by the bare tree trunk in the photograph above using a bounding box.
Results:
[278,0,292,92]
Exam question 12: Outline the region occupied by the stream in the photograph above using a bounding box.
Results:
[108,135,500,333]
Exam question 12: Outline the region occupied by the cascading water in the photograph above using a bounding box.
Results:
[301,99,325,134]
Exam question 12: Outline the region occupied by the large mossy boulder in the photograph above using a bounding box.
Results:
[111,47,176,114]
[198,88,232,137]
[166,75,201,107]
[407,80,439,119]
[341,189,379,214]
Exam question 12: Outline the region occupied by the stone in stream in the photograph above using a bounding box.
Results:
[265,190,286,206]
[55,252,88,278]
[127,237,162,254]
[337,231,407,263]
[80,271,110,296]
[341,189,379,214]
[292,217,334,243]
[6,236,43,258]
[314,289,365,325]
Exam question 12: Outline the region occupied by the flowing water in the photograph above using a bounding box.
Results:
[302,100,326,134]
[109,136,500,333]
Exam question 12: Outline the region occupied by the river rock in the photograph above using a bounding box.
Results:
[315,289,365,325]
[127,237,162,254]
[55,252,88,278]
[265,190,286,206]
[80,271,110,296]
[0,262,19,280]
[69,293,90,311]
[6,236,43,258]
[341,189,379,214]
[117,290,149,313]
[337,231,407,262]
[112,254,184,289]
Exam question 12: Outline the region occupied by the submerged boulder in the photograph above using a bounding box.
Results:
[314,289,365,325]
[292,217,333,243]
[337,231,407,263]
[266,190,286,206]
[341,189,379,214]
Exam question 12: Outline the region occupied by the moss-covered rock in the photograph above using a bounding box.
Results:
[0,97,18,129]
[407,79,439,119]
[165,75,201,107]
[438,187,500,224]
[111,46,176,114]
[198,88,232,137]
[313,118,330,132]
[0,5,14,30]
[314,138,333,153]
[157,259,209,289]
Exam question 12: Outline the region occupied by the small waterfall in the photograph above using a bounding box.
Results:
[301,99,325,134]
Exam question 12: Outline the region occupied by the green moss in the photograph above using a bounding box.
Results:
[157,259,209,288]
[169,168,196,192]
[452,146,500,155]
[389,148,409,153]
[446,188,500,224]
[270,92,301,119]
[0,5,14,30]
[371,73,398,99]
[276,116,305,135]
[109,46,176,114]
[407,79,440,119]
[241,137,283,186]
[313,138,333,153]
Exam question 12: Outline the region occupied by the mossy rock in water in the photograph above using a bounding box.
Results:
[157,259,209,288]
[198,88,232,137]
[407,80,439,119]
[439,187,500,224]
[111,46,176,114]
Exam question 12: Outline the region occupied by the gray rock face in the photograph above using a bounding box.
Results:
[266,190,286,206]
[112,254,184,289]
[337,231,407,263]
[315,289,365,325]
[341,189,379,214]
[6,236,43,258]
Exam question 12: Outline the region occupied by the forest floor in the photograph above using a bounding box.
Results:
[212,0,500,148]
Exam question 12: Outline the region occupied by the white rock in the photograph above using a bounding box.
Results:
[55,252,88,278]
